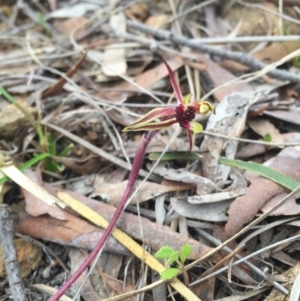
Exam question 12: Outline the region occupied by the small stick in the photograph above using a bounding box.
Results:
[0,205,27,301]
[197,228,288,294]
[127,20,300,83]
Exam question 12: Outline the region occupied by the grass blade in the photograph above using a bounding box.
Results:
[148,152,299,191]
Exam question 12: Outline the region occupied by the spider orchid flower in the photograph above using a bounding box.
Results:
[123,58,214,151]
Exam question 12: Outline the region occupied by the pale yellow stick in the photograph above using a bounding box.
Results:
[57,191,201,301]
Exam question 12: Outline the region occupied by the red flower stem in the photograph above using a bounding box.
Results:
[50,131,156,301]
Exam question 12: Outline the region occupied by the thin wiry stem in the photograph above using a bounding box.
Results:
[50,131,156,301]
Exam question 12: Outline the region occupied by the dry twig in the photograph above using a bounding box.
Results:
[127,20,300,83]
[0,205,27,301]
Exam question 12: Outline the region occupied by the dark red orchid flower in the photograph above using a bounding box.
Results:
[123,58,214,150]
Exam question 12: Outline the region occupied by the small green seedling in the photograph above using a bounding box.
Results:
[36,13,52,37]
[282,29,300,67]
[37,129,73,172]
[154,243,191,285]
[261,133,272,162]
[263,133,272,142]
[0,87,72,173]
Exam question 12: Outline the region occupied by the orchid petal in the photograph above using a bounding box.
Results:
[190,120,203,134]
[183,94,191,106]
[162,58,184,105]
[196,100,215,115]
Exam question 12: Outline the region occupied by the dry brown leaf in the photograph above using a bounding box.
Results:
[42,53,86,99]
[171,198,230,222]
[15,212,128,255]
[225,181,279,237]
[20,170,218,261]
[201,92,250,183]
[20,170,127,253]
[225,150,300,236]
[261,193,299,216]
[69,248,100,301]
[194,54,252,102]
[104,55,183,103]
[264,263,300,301]
[52,154,102,175]
[22,170,68,220]
[99,271,153,301]
[192,277,215,301]
[254,42,300,65]
[90,180,189,206]
[102,12,127,76]
[145,14,169,29]
[69,191,220,261]
[224,2,300,48]
[248,118,283,144]
[283,86,299,99]
[218,60,249,72]
[237,133,300,159]
[0,238,42,278]
[125,3,149,21]
[212,225,258,285]
[198,54,255,185]
[93,252,123,299]
[53,17,88,37]
[271,251,298,267]
[264,109,300,126]
[0,100,36,138]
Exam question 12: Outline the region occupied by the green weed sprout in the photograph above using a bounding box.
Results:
[0,87,72,173]
[154,243,192,285]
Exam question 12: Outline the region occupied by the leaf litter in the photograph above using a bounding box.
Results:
[1,1,300,300]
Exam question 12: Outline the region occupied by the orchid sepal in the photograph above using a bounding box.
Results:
[123,118,177,132]
[162,58,183,105]
[183,94,191,106]
[123,107,176,132]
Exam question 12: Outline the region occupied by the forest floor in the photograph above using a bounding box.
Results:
[1,0,300,300]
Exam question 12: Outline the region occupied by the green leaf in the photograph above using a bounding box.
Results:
[180,244,191,263]
[47,132,56,156]
[36,12,51,37]
[20,153,51,170]
[148,152,300,191]
[219,157,299,191]
[44,158,65,172]
[149,152,200,161]
[59,143,73,157]
[263,133,272,142]
[36,116,45,148]
[167,251,179,266]
[154,246,176,259]
[44,158,58,172]
[161,268,180,280]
